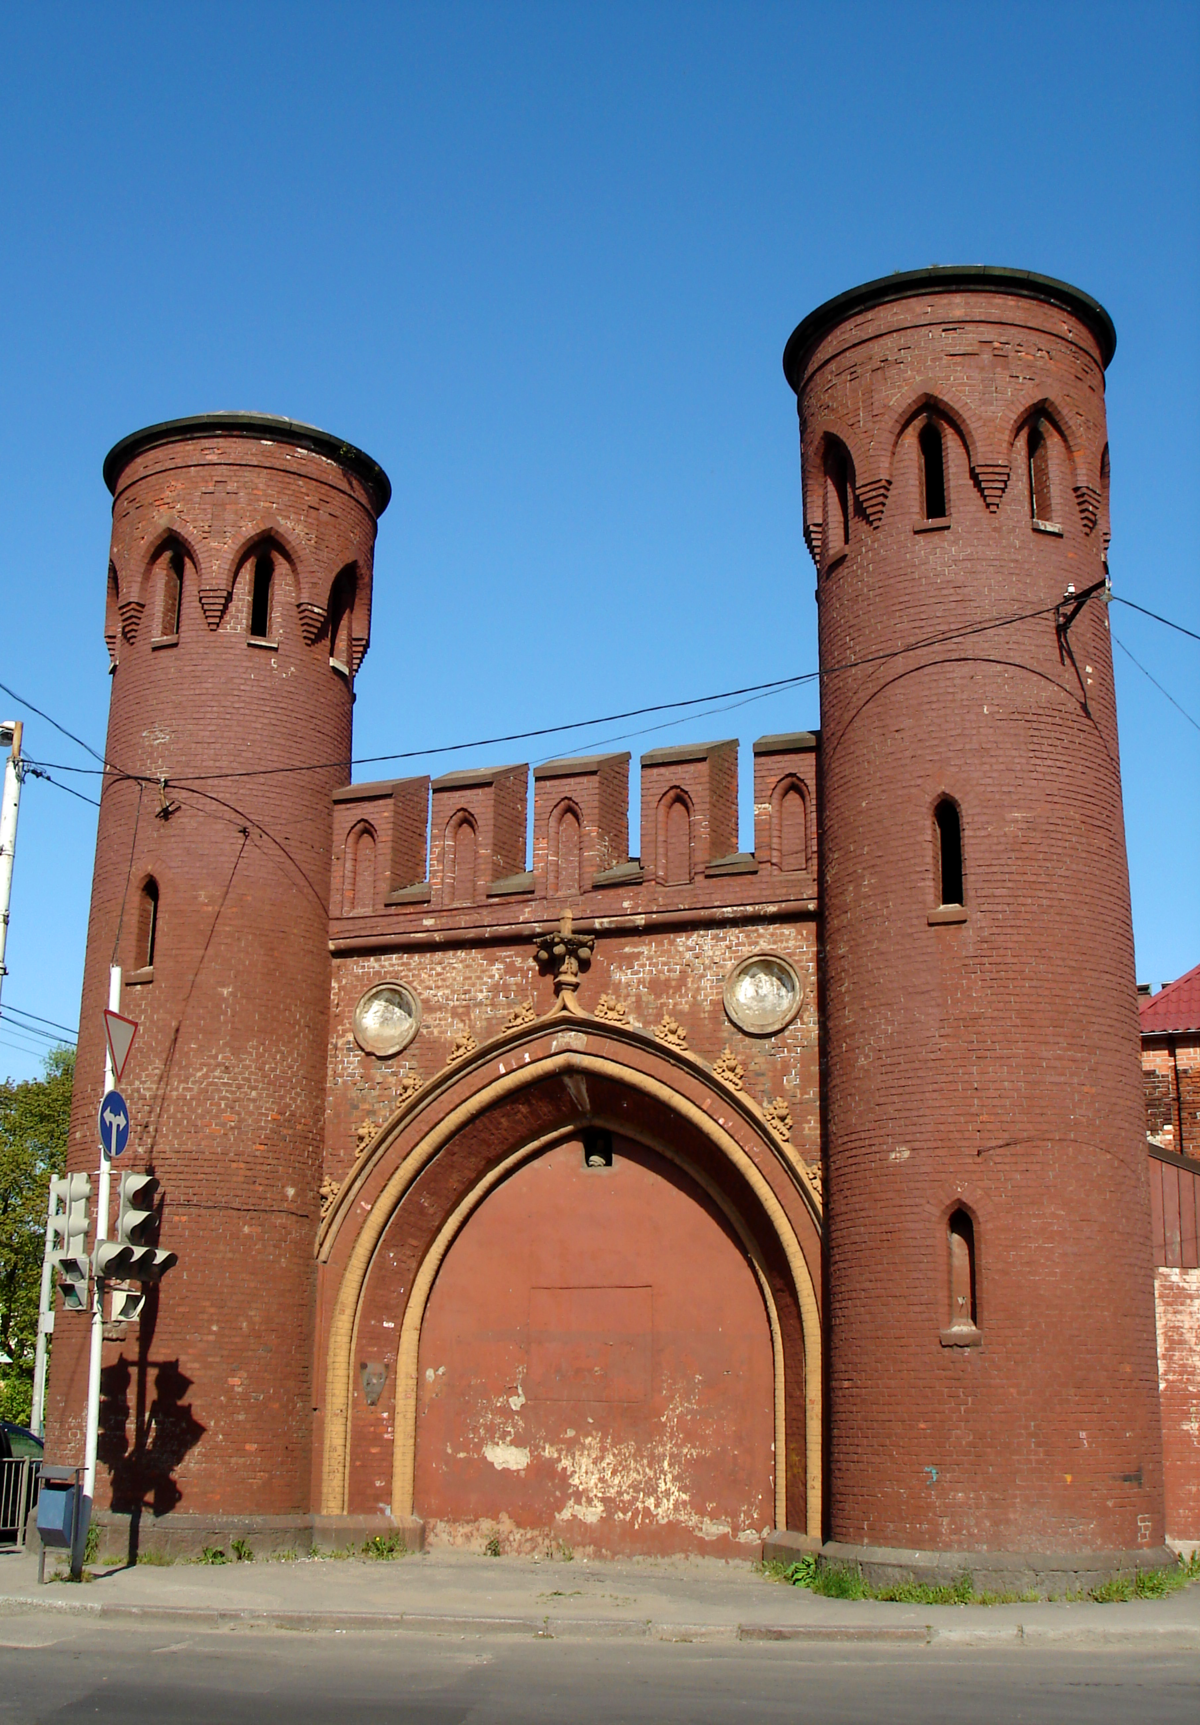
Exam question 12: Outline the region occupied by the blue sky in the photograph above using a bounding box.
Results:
[0,1,1196,1081]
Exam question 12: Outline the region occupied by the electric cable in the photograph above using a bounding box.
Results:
[3,1005,80,1037]
[1110,597,1200,645]
[1112,634,1200,735]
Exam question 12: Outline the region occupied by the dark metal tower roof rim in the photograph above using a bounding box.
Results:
[103,412,392,513]
[782,266,1117,392]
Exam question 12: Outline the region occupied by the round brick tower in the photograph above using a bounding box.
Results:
[46,415,389,1536]
[784,269,1167,1571]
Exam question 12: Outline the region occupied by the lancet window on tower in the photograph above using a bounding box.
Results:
[934,799,964,907]
[136,877,159,971]
[947,1209,977,1331]
[1028,420,1053,523]
[919,421,947,519]
[250,549,274,639]
[825,442,852,553]
[160,546,184,637]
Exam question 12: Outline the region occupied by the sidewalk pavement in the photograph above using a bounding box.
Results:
[2,1546,1198,1646]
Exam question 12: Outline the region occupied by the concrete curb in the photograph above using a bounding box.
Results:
[1,1594,1198,1647]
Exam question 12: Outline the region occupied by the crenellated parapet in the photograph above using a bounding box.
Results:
[328,731,820,935]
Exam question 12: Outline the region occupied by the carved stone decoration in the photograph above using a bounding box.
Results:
[855,476,891,527]
[296,600,327,645]
[359,1361,388,1407]
[712,1046,745,1091]
[594,993,630,1026]
[971,463,1010,512]
[354,1119,376,1159]
[504,1000,537,1030]
[118,598,145,643]
[198,586,231,630]
[801,1158,823,1204]
[449,1029,477,1063]
[533,909,595,1011]
[763,1096,793,1143]
[653,1013,689,1053]
[354,982,421,1058]
[723,953,803,1037]
[319,1175,340,1218]
[394,1069,422,1108]
[1073,483,1101,534]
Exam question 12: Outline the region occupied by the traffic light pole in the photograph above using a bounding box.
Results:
[73,962,120,1577]
[29,1183,59,1440]
[0,719,23,1017]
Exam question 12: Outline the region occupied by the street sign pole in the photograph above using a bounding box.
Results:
[74,963,121,1577]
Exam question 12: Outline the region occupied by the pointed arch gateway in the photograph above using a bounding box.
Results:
[317,1015,823,1555]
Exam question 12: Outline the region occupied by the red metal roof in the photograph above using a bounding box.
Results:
[1140,962,1200,1035]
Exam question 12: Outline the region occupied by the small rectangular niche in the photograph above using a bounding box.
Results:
[582,1126,614,1169]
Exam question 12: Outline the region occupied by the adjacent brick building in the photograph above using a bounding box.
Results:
[44,268,1193,1580]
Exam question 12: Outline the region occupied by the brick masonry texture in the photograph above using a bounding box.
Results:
[789,282,1165,1552]
[45,273,1190,1558]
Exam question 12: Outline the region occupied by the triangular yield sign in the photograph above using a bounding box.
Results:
[103,1009,138,1083]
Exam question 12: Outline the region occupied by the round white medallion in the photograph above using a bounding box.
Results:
[353,982,421,1058]
[722,953,802,1037]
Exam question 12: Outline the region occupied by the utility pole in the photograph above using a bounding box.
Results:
[0,718,23,1017]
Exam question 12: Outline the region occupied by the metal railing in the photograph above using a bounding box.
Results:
[0,1456,41,1547]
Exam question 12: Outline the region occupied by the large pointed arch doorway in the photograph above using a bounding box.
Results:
[413,1130,775,1558]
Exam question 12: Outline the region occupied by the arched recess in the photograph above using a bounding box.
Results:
[318,1033,823,1542]
[872,387,982,486]
[229,535,297,637]
[770,775,810,875]
[444,811,478,906]
[1001,396,1090,504]
[657,790,693,885]
[344,821,377,914]
[547,799,582,897]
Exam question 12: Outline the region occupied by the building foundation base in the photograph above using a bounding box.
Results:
[819,1538,1178,1596]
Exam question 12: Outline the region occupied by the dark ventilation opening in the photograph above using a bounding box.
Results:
[948,1208,977,1329]
[935,799,963,906]
[250,549,273,638]
[1029,421,1052,521]
[139,878,159,969]
[582,1127,613,1169]
[919,421,947,519]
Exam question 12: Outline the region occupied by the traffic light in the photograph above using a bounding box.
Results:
[110,1287,145,1322]
[94,1171,178,1282]
[50,1173,92,1311]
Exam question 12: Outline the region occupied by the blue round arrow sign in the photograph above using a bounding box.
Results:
[97,1090,130,1160]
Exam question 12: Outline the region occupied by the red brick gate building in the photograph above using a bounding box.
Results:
[45,268,1192,1583]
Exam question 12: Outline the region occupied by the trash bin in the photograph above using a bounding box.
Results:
[36,1467,81,1550]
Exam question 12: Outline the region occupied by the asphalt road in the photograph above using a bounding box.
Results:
[0,1621,1197,1724]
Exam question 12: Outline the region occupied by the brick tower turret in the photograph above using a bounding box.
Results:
[784,270,1167,1566]
[47,415,389,1537]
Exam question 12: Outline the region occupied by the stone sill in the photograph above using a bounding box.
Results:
[1032,519,1064,536]
[940,1326,983,1348]
[150,635,178,650]
[125,966,154,985]
[913,517,951,534]
[248,636,279,651]
[928,905,967,925]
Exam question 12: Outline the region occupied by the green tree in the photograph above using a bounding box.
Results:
[0,1046,74,1426]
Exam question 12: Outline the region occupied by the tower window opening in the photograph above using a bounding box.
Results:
[826,444,851,550]
[947,1209,977,1330]
[919,421,947,519]
[935,799,963,907]
[137,877,159,970]
[161,547,183,636]
[583,1127,613,1169]
[250,550,274,639]
[1028,421,1052,522]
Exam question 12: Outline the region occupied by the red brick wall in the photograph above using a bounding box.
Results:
[45,423,384,1518]
[1144,1036,1200,1159]
[790,279,1165,1553]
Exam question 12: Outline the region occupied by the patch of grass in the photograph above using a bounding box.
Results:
[362,1533,406,1560]
[484,1535,502,1558]
[756,1557,796,1584]
[136,1548,176,1566]
[230,1538,254,1563]
[268,1548,299,1563]
[780,1550,1198,1606]
[83,1523,100,1566]
[198,1545,229,1565]
[312,1544,355,1560]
